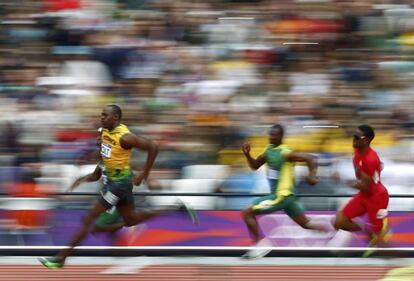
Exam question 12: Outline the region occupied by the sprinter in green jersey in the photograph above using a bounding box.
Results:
[241,124,329,259]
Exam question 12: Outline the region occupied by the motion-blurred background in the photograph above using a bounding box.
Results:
[0,0,414,247]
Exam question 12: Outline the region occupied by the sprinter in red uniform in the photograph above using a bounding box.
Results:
[332,124,390,256]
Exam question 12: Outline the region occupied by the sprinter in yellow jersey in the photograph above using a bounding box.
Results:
[39,105,198,269]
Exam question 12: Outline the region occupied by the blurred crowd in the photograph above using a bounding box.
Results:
[1,0,414,215]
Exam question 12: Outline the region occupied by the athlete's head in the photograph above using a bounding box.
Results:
[353,124,374,149]
[101,104,122,130]
[269,124,284,146]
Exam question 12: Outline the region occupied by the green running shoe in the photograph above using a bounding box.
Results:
[177,198,199,225]
[38,257,64,269]
[362,228,392,258]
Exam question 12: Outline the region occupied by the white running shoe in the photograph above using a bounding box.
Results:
[241,238,273,259]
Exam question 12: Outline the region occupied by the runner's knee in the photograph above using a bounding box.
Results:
[300,221,311,229]
[294,216,310,229]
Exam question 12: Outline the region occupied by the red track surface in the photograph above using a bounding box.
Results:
[0,265,394,281]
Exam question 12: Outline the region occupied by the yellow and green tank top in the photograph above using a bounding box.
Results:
[100,124,133,182]
[264,144,295,196]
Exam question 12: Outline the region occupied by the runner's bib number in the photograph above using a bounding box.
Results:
[101,143,112,158]
[267,168,279,180]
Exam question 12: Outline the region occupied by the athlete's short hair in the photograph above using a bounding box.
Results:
[270,124,284,137]
[107,104,122,120]
[358,124,375,140]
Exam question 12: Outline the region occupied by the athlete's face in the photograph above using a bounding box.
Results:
[269,128,283,145]
[100,107,118,129]
[352,129,369,149]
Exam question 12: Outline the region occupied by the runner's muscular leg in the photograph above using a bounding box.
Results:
[57,201,107,262]
[242,206,261,243]
[292,213,330,232]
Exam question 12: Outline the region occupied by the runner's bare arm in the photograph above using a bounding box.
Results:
[348,170,372,192]
[241,143,266,170]
[286,152,318,185]
[120,133,158,185]
[69,165,102,191]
